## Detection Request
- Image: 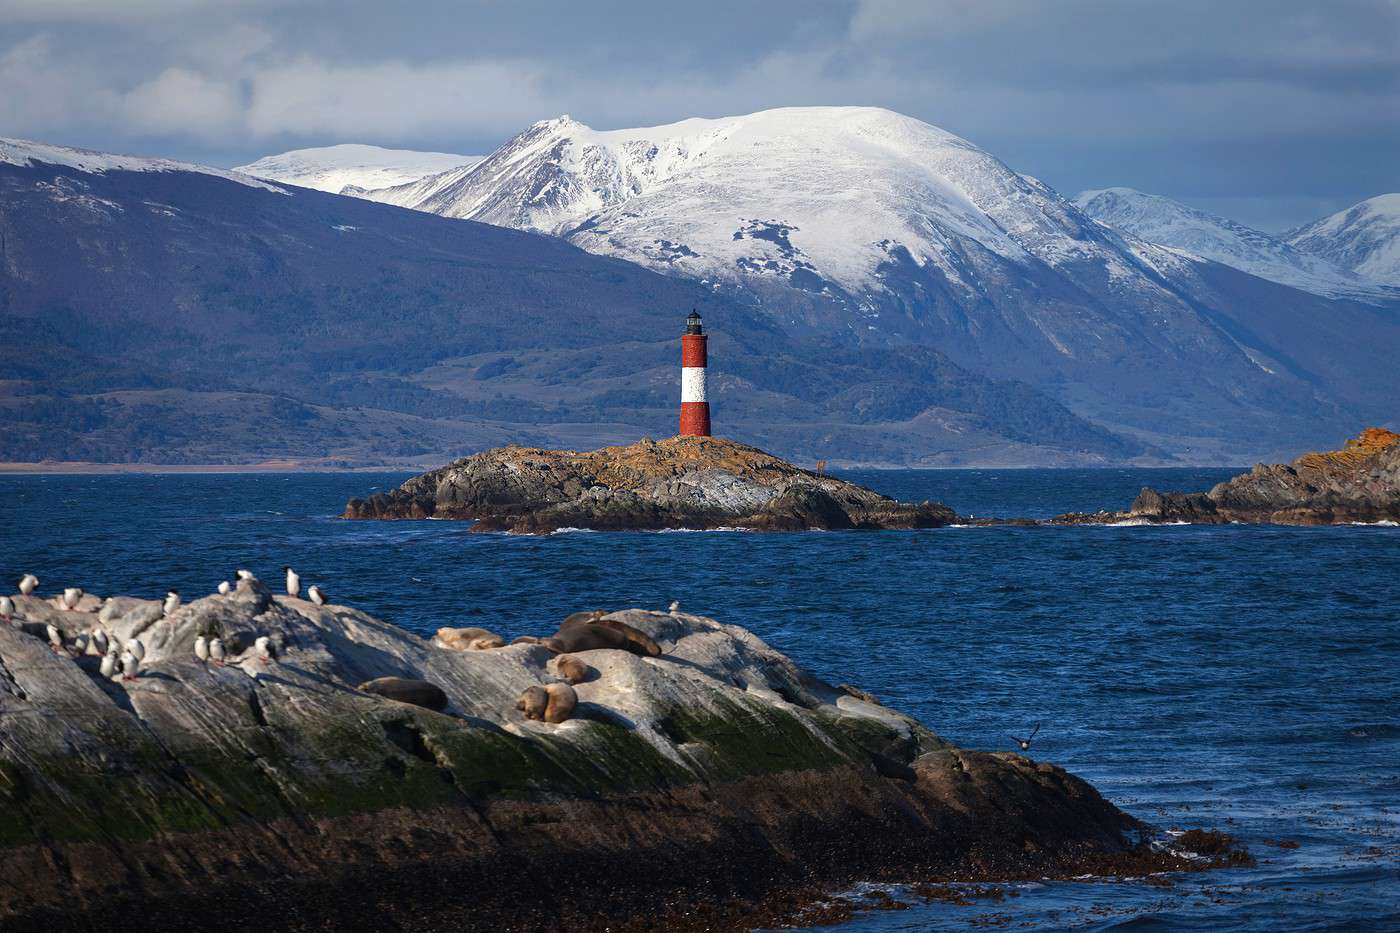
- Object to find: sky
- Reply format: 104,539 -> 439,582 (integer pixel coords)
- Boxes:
1,0 -> 1396,231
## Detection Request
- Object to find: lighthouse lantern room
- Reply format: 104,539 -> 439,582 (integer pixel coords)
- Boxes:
679,311 -> 711,437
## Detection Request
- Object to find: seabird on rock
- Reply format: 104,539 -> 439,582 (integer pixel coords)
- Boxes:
1011,724 -> 1042,752
71,632 -> 89,657
669,600 -> 681,613
194,635 -> 209,663
209,637 -> 226,667
128,638 -> 145,662
235,569 -> 256,582
217,580 -> 231,595
46,623 -> 64,653
0,595 -> 13,622
163,590 -> 181,617
99,647 -> 119,679
284,566 -> 300,598
120,649 -> 139,682
91,628 -> 109,654
18,574 -> 38,596
254,636 -> 278,665
62,587 -> 83,611
307,585 -> 326,607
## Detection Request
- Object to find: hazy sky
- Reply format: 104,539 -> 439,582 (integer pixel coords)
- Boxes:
1,0 -> 1396,230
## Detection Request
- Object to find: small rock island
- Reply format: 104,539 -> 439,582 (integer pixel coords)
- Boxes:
344,435 -> 959,532
1075,427 -> 1400,526
0,577 -> 1201,931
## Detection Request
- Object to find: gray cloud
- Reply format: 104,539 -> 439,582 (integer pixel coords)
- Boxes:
0,0 -> 1395,229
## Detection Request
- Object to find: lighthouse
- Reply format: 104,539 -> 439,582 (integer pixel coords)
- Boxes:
679,310 -> 711,437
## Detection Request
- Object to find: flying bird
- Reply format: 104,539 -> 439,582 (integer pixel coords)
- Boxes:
284,566 -> 300,598
1011,724 -> 1042,752
307,585 -> 327,607
18,574 -> 38,596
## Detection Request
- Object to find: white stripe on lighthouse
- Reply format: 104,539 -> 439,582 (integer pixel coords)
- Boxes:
681,366 -> 707,403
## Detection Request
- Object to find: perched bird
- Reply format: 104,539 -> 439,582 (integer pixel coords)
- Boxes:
284,566 -> 300,598
71,631 -> 89,657
0,595 -> 13,622
307,585 -> 326,607
99,647 -> 119,679
1011,724 -> 1042,752
217,580 -> 231,596
18,574 -> 38,596
163,590 -> 181,617
669,600 -> 681,613
120,650 -> 139,682
46,623 -> 64,653
91,628 -> 109,655
209,637 -> 226,667
62,587 -> 83,611
128,638 -> 145,662
254,635 -> 278,665
235,569 -> 256,582
194,635 -> 209,663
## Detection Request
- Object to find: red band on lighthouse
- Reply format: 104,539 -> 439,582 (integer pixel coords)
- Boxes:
679,313 -> 711,437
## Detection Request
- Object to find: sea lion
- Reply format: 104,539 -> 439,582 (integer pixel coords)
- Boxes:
551,654 -> 591,685
543,682 -> 577,723
551,619 -> 660,657
434,626 -> 506,651
560,610 -> 607,628
516,685 -> 548,720
511,635 -> 544,646
358,677 -> 448,712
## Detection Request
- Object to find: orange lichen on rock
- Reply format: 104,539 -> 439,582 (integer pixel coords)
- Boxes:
1298,427 -> 1400,471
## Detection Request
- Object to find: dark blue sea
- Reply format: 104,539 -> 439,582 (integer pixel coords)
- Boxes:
4,468 -> 1399,931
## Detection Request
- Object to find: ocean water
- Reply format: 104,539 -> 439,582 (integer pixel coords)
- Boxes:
3,468 -> 1399,931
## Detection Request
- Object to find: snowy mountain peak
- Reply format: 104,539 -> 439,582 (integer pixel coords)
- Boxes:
0,136 -> 285,193
234,143 -> 479,195
1074,186 -> 1389,300
1286,194 -> 1400,286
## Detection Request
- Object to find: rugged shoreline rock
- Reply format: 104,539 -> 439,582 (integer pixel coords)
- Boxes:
1046,428 -> 1400,526
342,435 -> 959,532
1,577 -> 1193,931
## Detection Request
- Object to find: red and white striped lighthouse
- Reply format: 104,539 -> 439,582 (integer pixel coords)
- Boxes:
679,310 -> 711,437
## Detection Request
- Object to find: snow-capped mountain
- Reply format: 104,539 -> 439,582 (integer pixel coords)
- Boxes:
1,136 -> 285,193
1286,194 -> 1400,286
1074,187 -> 1387,301
351,106 -> 1400,460
234,144 -> 479,195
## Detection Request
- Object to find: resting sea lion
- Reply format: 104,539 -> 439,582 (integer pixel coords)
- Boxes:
516,685 -> 548,720
512,635 -> 547,646
560,610 -> 607,628
551,654 -> 591,685
552,618 -> 660,657
358,677 -> 448,712
434,626 -> 506,651
543,682 -> 577,723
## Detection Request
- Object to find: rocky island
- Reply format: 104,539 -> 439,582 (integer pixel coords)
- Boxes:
1065,427 -> 1400,526
0,576 -> 1213,931
343,435 -> 958,532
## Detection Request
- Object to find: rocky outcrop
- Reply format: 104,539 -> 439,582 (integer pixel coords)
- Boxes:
1051,428 -> 1400,526
343,435 -> 959,532
0,577 -> 1187,931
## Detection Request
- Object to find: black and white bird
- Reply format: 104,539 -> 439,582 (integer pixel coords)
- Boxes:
99,646 -> 119,679
307,585 -> 327,607
209,637 -> 226,667
18,574 -> 38,596
120,649 -> 139,682
71,631 -> 90,657
61,587 -> 83,611
1011,724 -> 1042,752
284,566 -> 300,598
194,635 -> 209,663
91,628 -> 109,655
254,636 -> 278,665
46,623 -> 64,653
0,595 -> 13,622
217,580 -> 231,596
128,638 -> 145,662
163,591 -> 181,617
235,569 -> 256,583
669,600 -> 681,614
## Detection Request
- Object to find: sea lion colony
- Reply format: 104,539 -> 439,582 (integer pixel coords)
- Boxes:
3,571 -> 654,724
